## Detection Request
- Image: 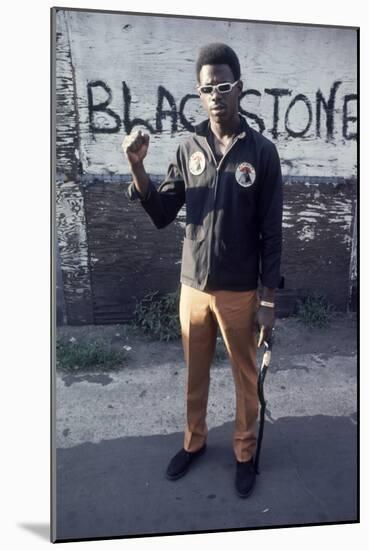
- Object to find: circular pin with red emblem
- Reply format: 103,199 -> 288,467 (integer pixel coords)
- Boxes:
235,162 -> 256,187
189,151 -> 206,176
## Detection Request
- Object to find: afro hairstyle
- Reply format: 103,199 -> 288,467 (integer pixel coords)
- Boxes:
196,43 -> 241,82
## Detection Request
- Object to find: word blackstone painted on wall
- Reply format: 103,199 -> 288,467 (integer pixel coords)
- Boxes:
61,10 -> 357,178
87,80 -> 357,142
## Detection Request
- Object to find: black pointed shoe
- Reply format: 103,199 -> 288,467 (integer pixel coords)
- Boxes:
166,445 -> 207,480
235,458 -> 256,498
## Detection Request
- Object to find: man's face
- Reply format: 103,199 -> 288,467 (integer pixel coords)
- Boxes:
198,64 -> 243,125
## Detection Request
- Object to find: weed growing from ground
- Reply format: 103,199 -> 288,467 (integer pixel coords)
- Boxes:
296,293 -> 333,329
133,288 -> 181,341
56,337 -> 127,372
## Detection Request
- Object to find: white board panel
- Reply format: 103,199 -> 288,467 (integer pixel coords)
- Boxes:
64,10 -> 357,178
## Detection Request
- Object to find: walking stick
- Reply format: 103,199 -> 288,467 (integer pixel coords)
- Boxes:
254,333 -> 274,475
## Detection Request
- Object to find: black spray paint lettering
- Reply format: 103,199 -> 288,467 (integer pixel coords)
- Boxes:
87,81 -> 121,133
155,88 -> 199,133
342,94 -> 357,140
316,81 -> 342,140
123,82 -> 197,134
87,80 -> 357,140
87,81 -> 197,135
156,86 -> 177,133
239,89 -> 266,134
122,82 -> 156,134
264,88 -> 292,139
179,94 -> 199,133
285,94 -> 313,138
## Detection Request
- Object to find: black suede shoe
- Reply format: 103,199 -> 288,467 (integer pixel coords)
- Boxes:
166,445 -> 207,480
235,458 -> 256,498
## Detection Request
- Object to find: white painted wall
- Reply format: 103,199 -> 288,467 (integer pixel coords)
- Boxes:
61,10 -> 357,178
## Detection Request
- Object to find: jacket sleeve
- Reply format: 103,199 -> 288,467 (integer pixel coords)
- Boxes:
257,143 -> 283,289
126,147 -> 186,229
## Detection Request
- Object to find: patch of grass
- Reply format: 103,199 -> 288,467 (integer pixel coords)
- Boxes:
133,287 -> 181,341
296,293 -> 333,329
56,336 -> 127,372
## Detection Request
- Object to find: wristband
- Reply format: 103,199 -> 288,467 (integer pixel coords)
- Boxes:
260,300 -> 275,308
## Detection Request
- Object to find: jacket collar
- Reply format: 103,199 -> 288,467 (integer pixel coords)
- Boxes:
194,113 -> 248,139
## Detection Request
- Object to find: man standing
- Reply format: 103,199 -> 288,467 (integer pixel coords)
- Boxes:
122,43 -> 283,498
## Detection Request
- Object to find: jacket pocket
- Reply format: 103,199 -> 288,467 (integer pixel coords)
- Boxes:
181,234 -> 207,283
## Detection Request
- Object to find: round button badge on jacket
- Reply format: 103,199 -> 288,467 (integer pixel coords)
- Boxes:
235,162 -> 256,187
189,151 -> 206,176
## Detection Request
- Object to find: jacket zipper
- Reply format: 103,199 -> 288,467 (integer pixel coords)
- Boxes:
205,134 -> 242,285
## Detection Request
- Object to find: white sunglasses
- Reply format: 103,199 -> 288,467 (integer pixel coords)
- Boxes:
197,80 -> 239,95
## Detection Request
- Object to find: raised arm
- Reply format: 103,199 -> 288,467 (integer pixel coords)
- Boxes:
122,132 -> 186,229
122,130 -> 151,200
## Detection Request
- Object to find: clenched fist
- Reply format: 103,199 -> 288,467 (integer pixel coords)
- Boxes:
122,130 -> 150,167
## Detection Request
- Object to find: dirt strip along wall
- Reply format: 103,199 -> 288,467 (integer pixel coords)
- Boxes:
54,9 -> 357,325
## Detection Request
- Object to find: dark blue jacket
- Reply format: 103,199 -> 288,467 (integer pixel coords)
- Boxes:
127,115 -> 283,291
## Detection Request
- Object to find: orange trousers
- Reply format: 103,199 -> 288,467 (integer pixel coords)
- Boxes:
179,283 -> 260,462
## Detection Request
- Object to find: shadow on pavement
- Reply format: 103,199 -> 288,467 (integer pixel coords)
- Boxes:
55,414 -> 357,541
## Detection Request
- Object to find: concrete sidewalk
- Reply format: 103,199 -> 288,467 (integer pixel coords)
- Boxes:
54,318 -> 357,541
55,415 -> 356,540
